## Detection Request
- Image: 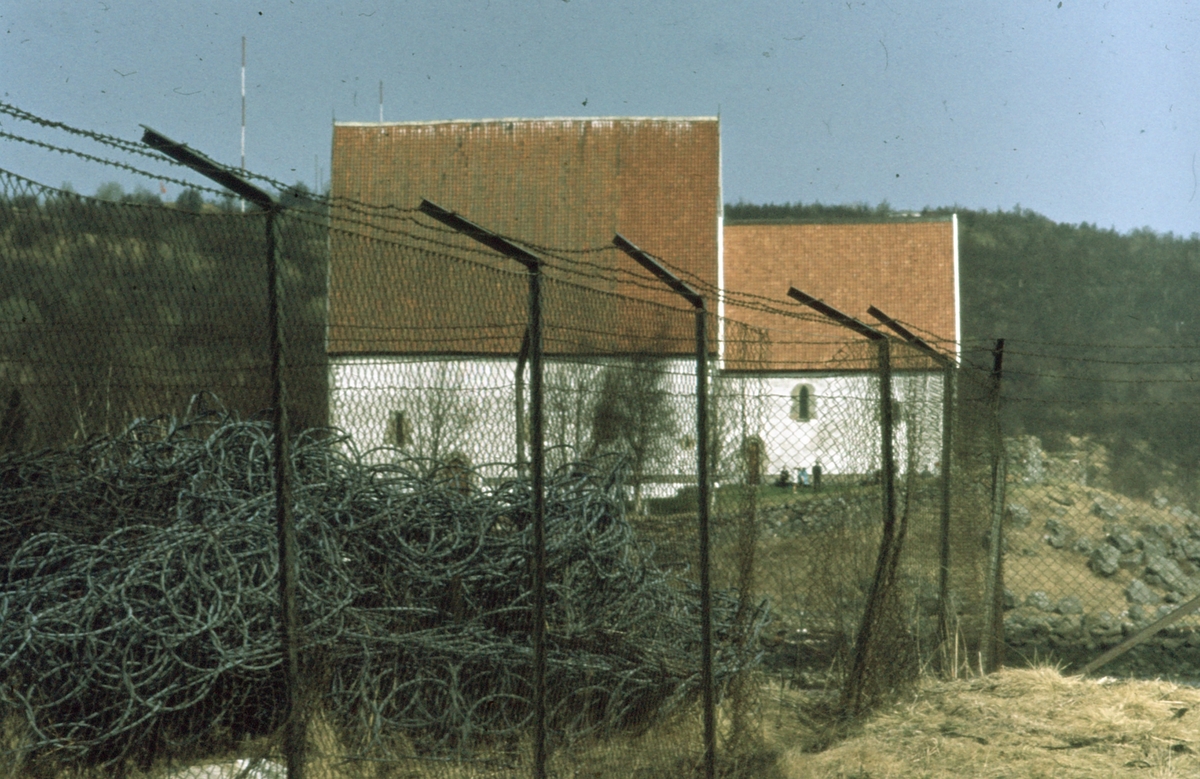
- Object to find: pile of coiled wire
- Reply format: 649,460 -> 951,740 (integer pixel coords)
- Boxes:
0,399 -> 766,771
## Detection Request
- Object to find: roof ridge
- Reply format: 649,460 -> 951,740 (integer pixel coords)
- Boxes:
334,116 -> 719,127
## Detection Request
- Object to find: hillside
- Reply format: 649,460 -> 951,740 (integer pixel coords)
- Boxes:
0,189 -> 328,449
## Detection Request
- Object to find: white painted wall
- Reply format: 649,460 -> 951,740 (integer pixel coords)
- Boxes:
329,357 -> 943,493
744,372 -> 944,481
329,355 -> 701,493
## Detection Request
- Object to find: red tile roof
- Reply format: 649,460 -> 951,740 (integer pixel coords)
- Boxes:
328,118 -> 720,356
722,221 -> 958,371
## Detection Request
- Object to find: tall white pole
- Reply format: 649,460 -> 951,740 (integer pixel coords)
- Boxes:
241,36 -> 247,212
379,80 -> 383,123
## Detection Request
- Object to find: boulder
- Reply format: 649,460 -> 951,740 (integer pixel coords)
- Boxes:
1025,590 -> 1054,612
1048,491 -> 1075,507
1106,527 -> 1138,554
1173,537 -> 1200,564
1150,523 -> 1177,543
1092,497 -> 1126,522
1005,612 -> 1051,644
1072,536 -> 1096,555
1084,611 -> 1121,638
1126,578 -> 1160,606
1049,614 -> 1083,641
1139,534 -> 1170,559
1044,518 -> 1075,549
1055,595 -> 1084,615
1005,503 -> 1032,529
1089,544 -> 1120,577
1120,550 -> 1146,569
1145,555 -> 1196,594
1172,506 -> 1200,523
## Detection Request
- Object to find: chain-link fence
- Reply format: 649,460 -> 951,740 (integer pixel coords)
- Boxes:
0,169 -> 329,777
992,340 -> 1200,680
319,201 -> 777,777
721,304 -> 1006,716
0,170 -> 780,777
0,151 -> 1019,777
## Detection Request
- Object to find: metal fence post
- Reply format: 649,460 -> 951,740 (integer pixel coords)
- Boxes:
612,235 -> 715,779
419,201 -> 548,779
841,335 -> 898,714
865,306 -> 958,674
141,128 -> 305,778
266,205 -> 306,779
981,338 -> 1007,673
937,361 -> 956,668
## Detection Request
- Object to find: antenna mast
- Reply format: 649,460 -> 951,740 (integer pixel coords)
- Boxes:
240,36 -> 247,212
379,80 -> 383,123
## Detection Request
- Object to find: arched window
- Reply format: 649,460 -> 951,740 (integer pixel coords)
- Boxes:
790,384 -> 815,422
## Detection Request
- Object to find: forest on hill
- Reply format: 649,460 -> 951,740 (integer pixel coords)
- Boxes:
0,180 -> 328,450
726,201 -> 1200,501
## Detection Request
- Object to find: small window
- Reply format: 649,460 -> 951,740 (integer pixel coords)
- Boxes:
790,384 -> 815,422
385,410 -> 412,447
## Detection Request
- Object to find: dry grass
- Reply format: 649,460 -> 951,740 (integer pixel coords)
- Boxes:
771,666 -> 1200,778
119,667 -> 1200,778
1001,479 -> 1191,613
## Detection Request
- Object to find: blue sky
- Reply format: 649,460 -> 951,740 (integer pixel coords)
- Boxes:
3,1 -> 1197,235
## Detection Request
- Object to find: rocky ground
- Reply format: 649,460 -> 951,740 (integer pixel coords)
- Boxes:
999,435 -> 1200,675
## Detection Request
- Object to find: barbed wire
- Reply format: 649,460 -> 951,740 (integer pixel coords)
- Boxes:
0,101 -> 325,204
0,100 -> 158,158
996,395 -> 1200,408
999,369 -> 1200,384
0,401 -> 765,771
997,349 -> 1200,367
0,101 -> 875,323
8,101 -> 1200,371
0,135 -> 234,201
